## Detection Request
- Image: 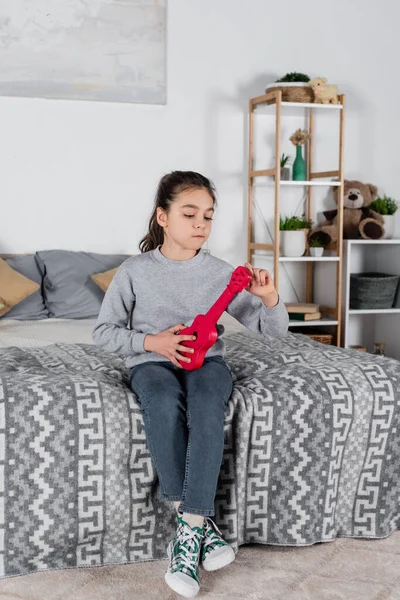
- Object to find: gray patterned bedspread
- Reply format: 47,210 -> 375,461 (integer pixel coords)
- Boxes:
0,331 -> 399,578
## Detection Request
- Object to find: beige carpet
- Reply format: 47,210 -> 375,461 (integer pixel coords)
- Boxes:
0,534 -> 399,600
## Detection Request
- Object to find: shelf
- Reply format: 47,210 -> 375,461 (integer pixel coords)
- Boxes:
346,239 -> 400,245
289,318 -> 338,327
278,256 -> 340,262
281,101 -> 342,110
252,96 -> 343,112
251,252 -> 339,262
342,237 -> 400,360
253,102 -> 343,118
265,179 -> 341,186
248,91 -> 345,346
349,308 -> 400,314
250,170 -> 341,183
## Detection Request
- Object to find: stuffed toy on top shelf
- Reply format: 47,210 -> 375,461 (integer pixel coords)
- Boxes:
308,180 -> 385,246
309,78 -> 339,104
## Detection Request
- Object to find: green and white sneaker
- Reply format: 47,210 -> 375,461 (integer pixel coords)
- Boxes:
165,514 -> 204,598
200,517 -> 235,571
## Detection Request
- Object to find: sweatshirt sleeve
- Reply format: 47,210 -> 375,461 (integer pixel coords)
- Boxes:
92,262 -> 147,356
225,289 -> 289,340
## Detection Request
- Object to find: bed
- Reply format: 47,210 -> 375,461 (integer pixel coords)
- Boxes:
0,252 -> 399,579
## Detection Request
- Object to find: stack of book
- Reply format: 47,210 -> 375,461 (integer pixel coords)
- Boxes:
285,303 -> 322,321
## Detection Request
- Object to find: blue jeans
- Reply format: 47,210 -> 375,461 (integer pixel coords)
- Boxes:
129,356 -> 233,517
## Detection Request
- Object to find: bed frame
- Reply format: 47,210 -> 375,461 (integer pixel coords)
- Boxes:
0,254 -> 30,258
1,253 -> 133,258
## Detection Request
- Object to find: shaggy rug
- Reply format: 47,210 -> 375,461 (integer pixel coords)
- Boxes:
0,534 -> 399,600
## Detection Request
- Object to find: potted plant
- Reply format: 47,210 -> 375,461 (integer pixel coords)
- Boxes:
265,72 -> 314,103
308,234 -> 325,257
369,195 -> 398,239
276,73 -> 310,83
290,129 -> 310,181
279,214 -> 313,257
280,153 -> 292,180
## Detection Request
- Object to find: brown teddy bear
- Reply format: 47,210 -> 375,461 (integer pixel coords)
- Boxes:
308,180 -> 385,246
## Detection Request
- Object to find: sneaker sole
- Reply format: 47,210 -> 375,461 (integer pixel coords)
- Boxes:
202,546 -> 236,571
165,572 -> 200,598
165,543 -> 200,598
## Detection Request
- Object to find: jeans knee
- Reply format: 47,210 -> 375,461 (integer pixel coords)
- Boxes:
129,363 -> 184,411
160,403 -> 187,433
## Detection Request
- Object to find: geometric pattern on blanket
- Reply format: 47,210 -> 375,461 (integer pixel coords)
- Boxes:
0,331 -> 399,578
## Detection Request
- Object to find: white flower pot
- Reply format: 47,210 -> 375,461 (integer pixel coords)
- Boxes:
266,82 -> 310,89
280,230 -> 306,257
310,247 -> 324,257
382,215 -> 395,239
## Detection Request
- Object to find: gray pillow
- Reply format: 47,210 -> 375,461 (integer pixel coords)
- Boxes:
36,250 -> 128,319
2,256 -> 49,320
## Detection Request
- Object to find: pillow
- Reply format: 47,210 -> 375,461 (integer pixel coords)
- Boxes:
91,267 -> 119,293
0,258 -> 41,318
36,250 -> 128,319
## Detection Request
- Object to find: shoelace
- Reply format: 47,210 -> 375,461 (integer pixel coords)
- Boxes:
202,519 -> 226,551
176,527 -> 202,572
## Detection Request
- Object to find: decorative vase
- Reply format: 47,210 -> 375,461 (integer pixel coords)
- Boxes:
310,247 -> 324,257
280,230 -> 306,257
292,145 -> 306,181
382,215 -> 395,239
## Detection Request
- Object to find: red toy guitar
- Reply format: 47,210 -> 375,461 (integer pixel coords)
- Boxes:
177,266 -> 252,371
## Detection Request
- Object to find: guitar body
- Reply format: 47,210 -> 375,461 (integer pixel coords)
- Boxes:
178,315 -> 219,371
177,266 -> 252,371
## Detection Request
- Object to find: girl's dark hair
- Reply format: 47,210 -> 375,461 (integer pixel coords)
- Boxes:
139,171 -> 217,253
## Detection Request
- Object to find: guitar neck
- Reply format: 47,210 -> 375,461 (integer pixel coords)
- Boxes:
206,287 -> 235,325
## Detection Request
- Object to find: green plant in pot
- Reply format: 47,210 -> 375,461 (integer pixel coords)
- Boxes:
290,129 -> 310,181
276,72 -> 310,83
265,72 -> 314,103
308,233 -> 325,257
369,195 -> 398,239
279,213 -> 313,257
280,153 -> 292,180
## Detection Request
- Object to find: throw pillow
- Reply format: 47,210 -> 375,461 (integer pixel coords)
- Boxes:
91,267 -> 119,293
1,255 -> 49,320
0,258 -> 40,317
36,250 -> 128,319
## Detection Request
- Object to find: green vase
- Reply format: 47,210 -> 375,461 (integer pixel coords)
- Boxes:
292,145 -> 306,181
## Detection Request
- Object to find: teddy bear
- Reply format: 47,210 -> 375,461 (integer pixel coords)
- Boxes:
308,180 -> 385,246
309,77 -> 339,104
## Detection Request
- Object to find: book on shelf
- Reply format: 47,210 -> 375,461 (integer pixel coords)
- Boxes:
285,303 -> 319,314
288,311 -> 322,321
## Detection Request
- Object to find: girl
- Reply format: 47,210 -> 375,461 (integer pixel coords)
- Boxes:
92,170 -> 289,599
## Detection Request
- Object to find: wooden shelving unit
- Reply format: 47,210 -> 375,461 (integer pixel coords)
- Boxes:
247,89 -> 346,346
342,239 -> 400,360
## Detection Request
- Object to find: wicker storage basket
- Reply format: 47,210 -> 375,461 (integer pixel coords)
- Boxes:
350,272 -> 400,310
304,333 -> 333,345
265,82 -> 314,104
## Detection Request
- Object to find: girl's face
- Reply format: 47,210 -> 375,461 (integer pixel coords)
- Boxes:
157,187 -> 214,250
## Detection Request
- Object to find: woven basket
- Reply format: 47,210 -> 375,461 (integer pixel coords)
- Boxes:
304,333 -> 333,345
265,82 -> 314,104
350,272 -> 400,310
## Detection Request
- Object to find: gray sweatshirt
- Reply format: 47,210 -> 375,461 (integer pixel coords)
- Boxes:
92,246 -> 289,369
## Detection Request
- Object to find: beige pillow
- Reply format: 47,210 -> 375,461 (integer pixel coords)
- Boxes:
0,258 -> 40,317
91,267 -> 119,293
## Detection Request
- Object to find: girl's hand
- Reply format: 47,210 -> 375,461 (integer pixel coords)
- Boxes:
244,262 -> 279,306
144,324 -> 196,368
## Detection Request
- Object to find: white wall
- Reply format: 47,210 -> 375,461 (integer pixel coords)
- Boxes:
1,0 -> 399,269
